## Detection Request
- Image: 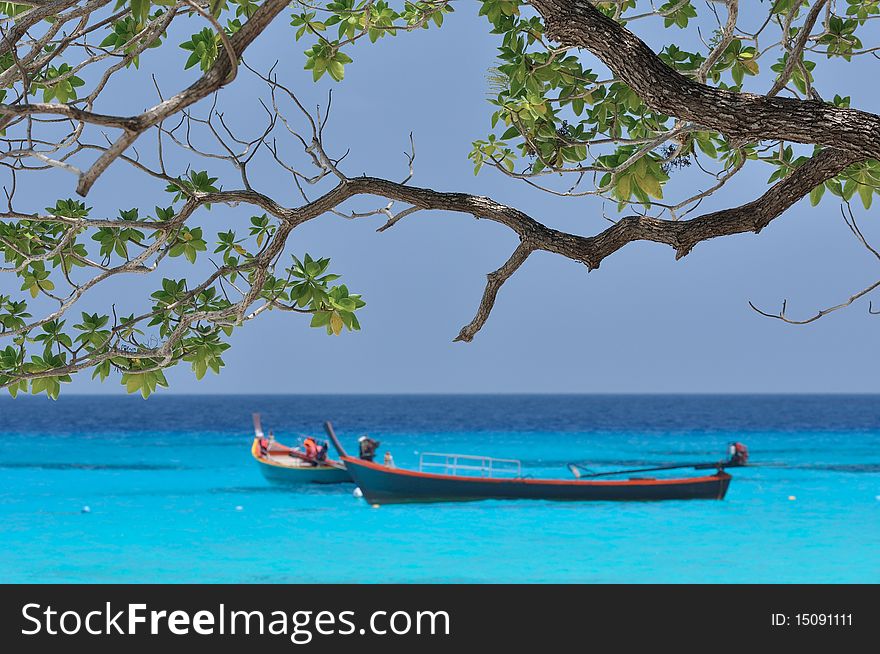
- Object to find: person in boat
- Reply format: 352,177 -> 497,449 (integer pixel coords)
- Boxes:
728,442 -> 749,466
288,436 -> 323,466
383,451 -> 395,468
258,430 -> 277,458
302,437 -> 319,465
315,440 -> 329,463
358,436 -> 380,462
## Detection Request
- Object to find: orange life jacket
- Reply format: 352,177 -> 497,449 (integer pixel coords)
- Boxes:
303,438 -> 318,460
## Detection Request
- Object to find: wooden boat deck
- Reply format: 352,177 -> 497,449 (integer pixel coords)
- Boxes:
263,453 -> 317,469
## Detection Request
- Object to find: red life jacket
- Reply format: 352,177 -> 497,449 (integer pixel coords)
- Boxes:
259,438 -> 269,457
731,442 -> 749,465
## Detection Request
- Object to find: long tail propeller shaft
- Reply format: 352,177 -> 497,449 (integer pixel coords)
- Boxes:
568,443 -> 749,479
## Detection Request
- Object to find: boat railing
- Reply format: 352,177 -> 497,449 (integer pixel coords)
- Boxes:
419,452 -> 522,478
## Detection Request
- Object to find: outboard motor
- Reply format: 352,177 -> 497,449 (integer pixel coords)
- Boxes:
315,441 -> 329,462
728,442 -> 749,466
358,436 -> 381,462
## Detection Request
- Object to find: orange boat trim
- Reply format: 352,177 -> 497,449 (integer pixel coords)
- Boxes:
342,456 -> 730,487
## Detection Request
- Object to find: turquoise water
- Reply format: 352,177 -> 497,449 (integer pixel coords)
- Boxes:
1,395 -> 878,583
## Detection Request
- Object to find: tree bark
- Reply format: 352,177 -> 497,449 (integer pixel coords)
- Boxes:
529,0 -> 880,160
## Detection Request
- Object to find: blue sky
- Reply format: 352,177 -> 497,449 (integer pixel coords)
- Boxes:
10,4 -> 880,394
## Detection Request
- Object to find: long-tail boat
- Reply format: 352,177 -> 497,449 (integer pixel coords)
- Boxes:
324,422 -> 745,504
251,414 -> 350,485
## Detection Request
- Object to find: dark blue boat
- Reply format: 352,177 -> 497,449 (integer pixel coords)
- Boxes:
324,422 -> 732,505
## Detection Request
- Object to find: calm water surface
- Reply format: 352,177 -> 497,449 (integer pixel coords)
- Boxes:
0,395 -> 878,583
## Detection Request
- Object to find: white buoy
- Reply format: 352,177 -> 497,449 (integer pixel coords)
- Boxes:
235,505 -> 243,511
371,504 -> 380,509
81,506 -> 91,514
353,487 -> 363,498
788,495 -> 797,501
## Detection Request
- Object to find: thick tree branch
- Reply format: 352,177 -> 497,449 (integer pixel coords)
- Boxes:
337,148 -> 856,270
12,143 -> 846,348
528,0 -> 880,159
224,145 -> 848,340
3,1 -> 877,397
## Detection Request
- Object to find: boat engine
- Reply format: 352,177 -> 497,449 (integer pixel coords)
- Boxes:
728,442 -> 749,466
358,436 -> 381,462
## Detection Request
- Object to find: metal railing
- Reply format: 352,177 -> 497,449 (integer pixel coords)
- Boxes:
419,452 -> 522,478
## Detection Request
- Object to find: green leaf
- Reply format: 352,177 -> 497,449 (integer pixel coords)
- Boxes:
310,311 -> 330,328
858,182 -> 873,209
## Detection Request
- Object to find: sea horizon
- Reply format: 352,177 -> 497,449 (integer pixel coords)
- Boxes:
1,394 -> 878,583
5,391 -> 880,397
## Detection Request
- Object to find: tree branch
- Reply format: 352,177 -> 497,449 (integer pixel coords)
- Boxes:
72,0 -> 290,196
337,148 -> 856,271
528,0 -> 880,159
767,0 -> 829,97
454,242 -> 534,343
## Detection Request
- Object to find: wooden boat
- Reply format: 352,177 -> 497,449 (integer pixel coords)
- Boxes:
323,422 -> 733,504
252,414 -> 350,485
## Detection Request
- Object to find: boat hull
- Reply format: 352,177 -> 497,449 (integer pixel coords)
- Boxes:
342,457 -> 731,504
252,439 -> 351,485
256,459 -> 351,485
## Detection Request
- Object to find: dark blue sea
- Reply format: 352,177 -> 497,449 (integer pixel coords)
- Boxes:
1,395 -> 878,583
